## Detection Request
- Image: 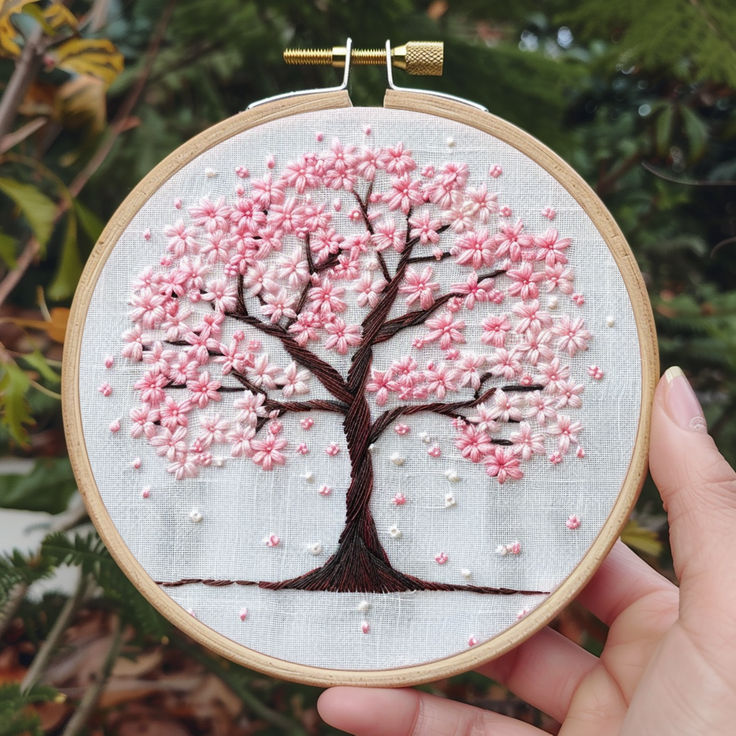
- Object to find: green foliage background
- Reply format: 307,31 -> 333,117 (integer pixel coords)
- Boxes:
1,0 -> 734,733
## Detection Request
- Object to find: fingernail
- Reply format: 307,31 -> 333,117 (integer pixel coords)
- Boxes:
664,366 -> 707,433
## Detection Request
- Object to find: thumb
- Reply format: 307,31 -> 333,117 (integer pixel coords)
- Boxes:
650,366 -> 736,614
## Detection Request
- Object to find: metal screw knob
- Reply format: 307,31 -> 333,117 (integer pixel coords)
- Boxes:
283,41 -> 443,76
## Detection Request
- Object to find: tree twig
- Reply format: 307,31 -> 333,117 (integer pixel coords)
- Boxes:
0,0 -> 176,308
0,26 -> 44,142
173,634 -> 309,736
21,570 -> 88,693
60,615 -> 123,736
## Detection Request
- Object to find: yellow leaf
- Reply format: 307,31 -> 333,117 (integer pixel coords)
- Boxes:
43,1 -> 77,31
57,74 -> 106,132
46,306 -> 69,343
621,518 -> 664,558
49,37 -> 123,87
0,0 -> 38,57
4,306 -> 69,342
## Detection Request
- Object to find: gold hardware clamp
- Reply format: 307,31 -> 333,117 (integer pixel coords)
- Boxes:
283,41 -> 443,76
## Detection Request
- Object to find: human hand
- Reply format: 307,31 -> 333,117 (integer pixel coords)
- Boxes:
318,367 -> 736,735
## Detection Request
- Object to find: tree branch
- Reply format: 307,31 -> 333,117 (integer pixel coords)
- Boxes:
225,310 -> 353,404
0,27 -> 44,143
368,383 -> 541,442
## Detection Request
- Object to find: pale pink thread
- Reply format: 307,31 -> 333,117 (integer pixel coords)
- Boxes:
109,418 -> 121,433
143,228 -> 151,241
296,443 -> 309,455
361,621 -> 370,634
587,365 -> 604,380
516,608 -> 529,620
542,206 -> 556,220
576,446 -> 585,459
264,533 -> 280,547
141,486 -> 151,499
489,165 -> 502,178
318,484 -> 332,496
325,442 -> 340,456
468,635 -> 478,647
98,382 -> 112,397
235,166 -> 249,178
174,198 -> 182,209
300,417 -> 314,430
549,451 -> 563,465
572,292 -> 585,306
394,423 -> 410,435
132,457 -> 141,469
332,197 -> 342,211
104,355 -> 114,369
315,131 -> 324,142
496,540 -> 521,556
566,514 -> 581,530
266,154 -> 275,169
428,445 -> 442,458
239,607 -> 248,621
434,552 -> 448,565
500,205 -> 512,217
363,125 -> 371,136
391,492 -> 406,506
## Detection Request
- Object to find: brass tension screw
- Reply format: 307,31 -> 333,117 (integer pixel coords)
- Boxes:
283,41 -> 444,76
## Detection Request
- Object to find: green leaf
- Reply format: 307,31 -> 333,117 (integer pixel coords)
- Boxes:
47,213 -> 82,301
73,197 -> 104,242
0,177 -> 56,251
0,232 -> 16,267
0,458 -> 76,514
0,360 -> 33,446
655,103 -> 673,155
0,682 -> 58,736
680,106 -> 708,161
0,549 -> 56,606
19,350 -> 60,384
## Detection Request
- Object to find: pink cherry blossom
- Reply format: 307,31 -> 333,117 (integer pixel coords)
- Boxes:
424,311 -> 465,349
324,318 -> 362,355
553,315 -> 591,356
278,362 -> 310,397
481,314 -> 512,347
510,422 -> 545,460
484,447 -> 523,483
400,266 -> 440,309
453,229 -> 495,269
494,220 -> 532,262
251,435 -> 287,470
507,262 -> 545,300
548,414 -> 583,453
455,425 -> 493,463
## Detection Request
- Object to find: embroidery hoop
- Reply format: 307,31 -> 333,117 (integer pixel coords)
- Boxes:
62,43 -> 658,687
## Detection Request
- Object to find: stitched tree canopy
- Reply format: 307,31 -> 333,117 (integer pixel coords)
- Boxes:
76,107 -> 644,671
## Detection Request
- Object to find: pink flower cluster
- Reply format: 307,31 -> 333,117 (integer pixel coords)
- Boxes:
121,135 -> 590,483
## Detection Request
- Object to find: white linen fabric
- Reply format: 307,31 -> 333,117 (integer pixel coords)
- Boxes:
77,107 -> 642,670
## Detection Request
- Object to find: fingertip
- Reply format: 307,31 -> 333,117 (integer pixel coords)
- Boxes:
317,688 -> 418,736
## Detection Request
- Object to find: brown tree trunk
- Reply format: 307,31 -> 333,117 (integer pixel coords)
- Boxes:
262,394 -> 425,592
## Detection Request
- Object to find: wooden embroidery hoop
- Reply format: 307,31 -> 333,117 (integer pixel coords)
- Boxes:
62,81 -> 658,687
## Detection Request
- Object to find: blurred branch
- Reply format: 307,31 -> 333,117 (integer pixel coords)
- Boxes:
642,161 -> 736,187
0,1 -> 176,308
67,0 -> 177,198
60,615 -> 123,736
174,634 -> 309,736
0,26 -> 44,142
21,570 -> 88,693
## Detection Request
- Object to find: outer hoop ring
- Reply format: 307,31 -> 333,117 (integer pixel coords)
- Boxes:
62,89 -> 658,687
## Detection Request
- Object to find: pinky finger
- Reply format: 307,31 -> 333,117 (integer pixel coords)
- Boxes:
318,687 -> 547,736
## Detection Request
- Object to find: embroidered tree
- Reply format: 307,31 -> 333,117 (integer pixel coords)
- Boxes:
123,137 -> 590,594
